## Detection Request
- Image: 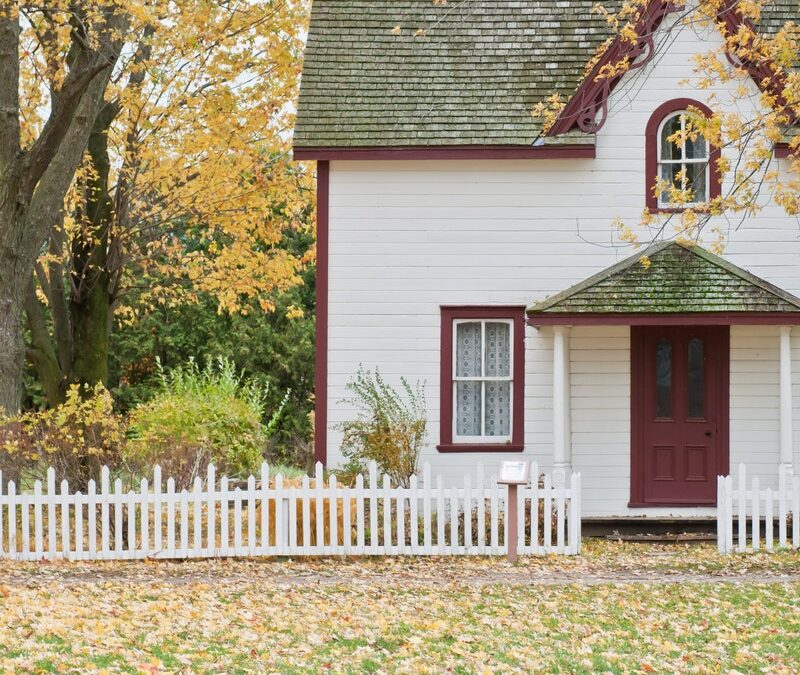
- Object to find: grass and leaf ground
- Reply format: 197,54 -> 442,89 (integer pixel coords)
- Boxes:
0,540 -> 797,673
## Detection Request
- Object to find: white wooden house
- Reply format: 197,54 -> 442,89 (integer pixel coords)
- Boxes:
293,0 -> 800,519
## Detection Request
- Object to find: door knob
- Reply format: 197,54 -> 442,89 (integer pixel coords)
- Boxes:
705,430 -> 712,437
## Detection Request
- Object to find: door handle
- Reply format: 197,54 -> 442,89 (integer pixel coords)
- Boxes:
705,430 -> 712,437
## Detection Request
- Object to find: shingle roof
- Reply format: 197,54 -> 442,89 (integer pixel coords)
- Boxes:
527,241 -> 800,314
294,0 -> 799,149
294,0 -> 611,148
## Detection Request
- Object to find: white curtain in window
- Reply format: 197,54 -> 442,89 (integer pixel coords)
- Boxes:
455,321 -> 511,437
484,381 -> 511,436
456,322 -> 482,435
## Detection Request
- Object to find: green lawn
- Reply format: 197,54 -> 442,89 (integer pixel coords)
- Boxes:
0,542 -> 798,673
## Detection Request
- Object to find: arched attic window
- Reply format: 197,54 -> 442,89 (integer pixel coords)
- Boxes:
645,99 -> 721,212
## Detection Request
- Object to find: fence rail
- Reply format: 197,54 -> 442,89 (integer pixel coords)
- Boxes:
717,464 -> 799,553
0,461 -> 581,561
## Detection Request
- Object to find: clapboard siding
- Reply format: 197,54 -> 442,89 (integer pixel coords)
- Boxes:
324,14 -> 800,516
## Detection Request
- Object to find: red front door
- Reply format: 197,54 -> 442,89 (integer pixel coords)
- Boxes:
631,326 -> 729,506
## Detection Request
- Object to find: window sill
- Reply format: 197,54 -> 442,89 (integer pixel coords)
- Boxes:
437,443 -> 524,453
648,205 -> 708,215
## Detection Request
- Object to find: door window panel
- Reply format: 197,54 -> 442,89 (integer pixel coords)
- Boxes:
688,337 -> 705,418
656,338 -> 672,418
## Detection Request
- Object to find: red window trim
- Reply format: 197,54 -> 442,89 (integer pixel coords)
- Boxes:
438,306 -> 525,453
645,98 -> 722,213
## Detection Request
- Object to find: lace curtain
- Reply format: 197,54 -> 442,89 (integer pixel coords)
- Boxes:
455,321 -> 511,437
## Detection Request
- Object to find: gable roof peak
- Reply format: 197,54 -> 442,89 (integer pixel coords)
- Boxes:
528,239 -> 800,316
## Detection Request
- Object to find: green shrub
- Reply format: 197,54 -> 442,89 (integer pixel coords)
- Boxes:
126,357 -> 286,488
0,383 -> 126,490
337,366 -> 426,488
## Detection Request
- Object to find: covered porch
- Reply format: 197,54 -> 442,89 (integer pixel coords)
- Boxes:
527,242 -> 800,515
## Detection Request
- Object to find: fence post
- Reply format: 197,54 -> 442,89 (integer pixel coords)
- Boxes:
717,475 -> 726,553
506,484 -> 519,563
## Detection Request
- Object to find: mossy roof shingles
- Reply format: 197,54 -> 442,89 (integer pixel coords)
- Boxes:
528,242 -> 800,314
295,0 -> 800,149
294,0 -> 611,147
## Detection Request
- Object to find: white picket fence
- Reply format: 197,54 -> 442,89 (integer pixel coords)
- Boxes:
0,461 -> 581,561
717,464 -> 800,552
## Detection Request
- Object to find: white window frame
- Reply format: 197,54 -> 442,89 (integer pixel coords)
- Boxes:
452,318 -> 514,444
657,111 -> 710,208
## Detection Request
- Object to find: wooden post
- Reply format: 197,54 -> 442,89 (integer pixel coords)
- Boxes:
779,326 -> 793,478
553,326 -> 572,485
507,483 -> 519,564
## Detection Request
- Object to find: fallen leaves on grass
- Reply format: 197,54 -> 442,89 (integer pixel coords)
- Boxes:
0,542 -> 797,673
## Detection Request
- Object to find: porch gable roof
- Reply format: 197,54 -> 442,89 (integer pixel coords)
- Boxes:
527,241 -> 800,323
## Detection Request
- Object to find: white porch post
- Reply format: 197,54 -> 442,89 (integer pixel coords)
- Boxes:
779,326 -> 794,477
553,326 -> 572,486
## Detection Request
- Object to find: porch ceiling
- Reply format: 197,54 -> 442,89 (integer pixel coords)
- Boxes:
527,241 -> 800,326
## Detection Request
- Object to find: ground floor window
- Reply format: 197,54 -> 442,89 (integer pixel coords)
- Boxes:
438,306 -> 525,452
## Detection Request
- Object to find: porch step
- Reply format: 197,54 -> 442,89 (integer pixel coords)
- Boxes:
583,517 -> 717,538
604,532 -> 716,543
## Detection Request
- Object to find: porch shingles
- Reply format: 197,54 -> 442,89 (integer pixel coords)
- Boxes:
528,242 -> 800,316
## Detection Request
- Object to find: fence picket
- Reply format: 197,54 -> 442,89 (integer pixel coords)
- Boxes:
423,464 -> 432,553
397,480 -> 406,553
0,462 -> 582,561
383,473 -> 391,553
207,465 -> 216,554
301,475 -> 311,554
141,478 -> 149,557
409,474 -> 418,554
356,473 -> 365,554
47,468 -> 57,560
88,479 -> 97,558
737,464 -> 747,553
233,488 -> 243,554
114,478 -> 123,557
181,489 -> 189,556
449,485 -> 458,555
220,476 -> 229,555
752,476 -> 760,551
260,463 -> 269,552
315,462 -> 324,550
75,491 -> 83,561
330,475 -> 338,553
490,479 -> 499,555
463,474 -> 472,554
247,475 -> 256,554
288,486 -> 297,555
543,474 -> 552,552
765,488 -> 774,551
343,486 -> 352,554
153,466 -> 162,554
34,481 -> 43,557
167,477 -> 176,554
8,482 -> 16,558
436,474 -> 445,555
778,467 -> 788,548
556,482 -> 566,554
275,473 -> 284,552
725,475 -> 734,553
476,464 -> 485,552
793,475 -> 800,549
194,477 -> 203,556
530,464 -> 540,553
369,462 -> 378,554
127,488 -> 136,558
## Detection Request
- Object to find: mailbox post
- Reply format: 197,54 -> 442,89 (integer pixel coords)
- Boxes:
497,460 -> 530,564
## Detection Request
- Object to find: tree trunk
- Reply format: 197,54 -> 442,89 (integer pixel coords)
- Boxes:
0,254 -> 25,414
68,105 -> 115,390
